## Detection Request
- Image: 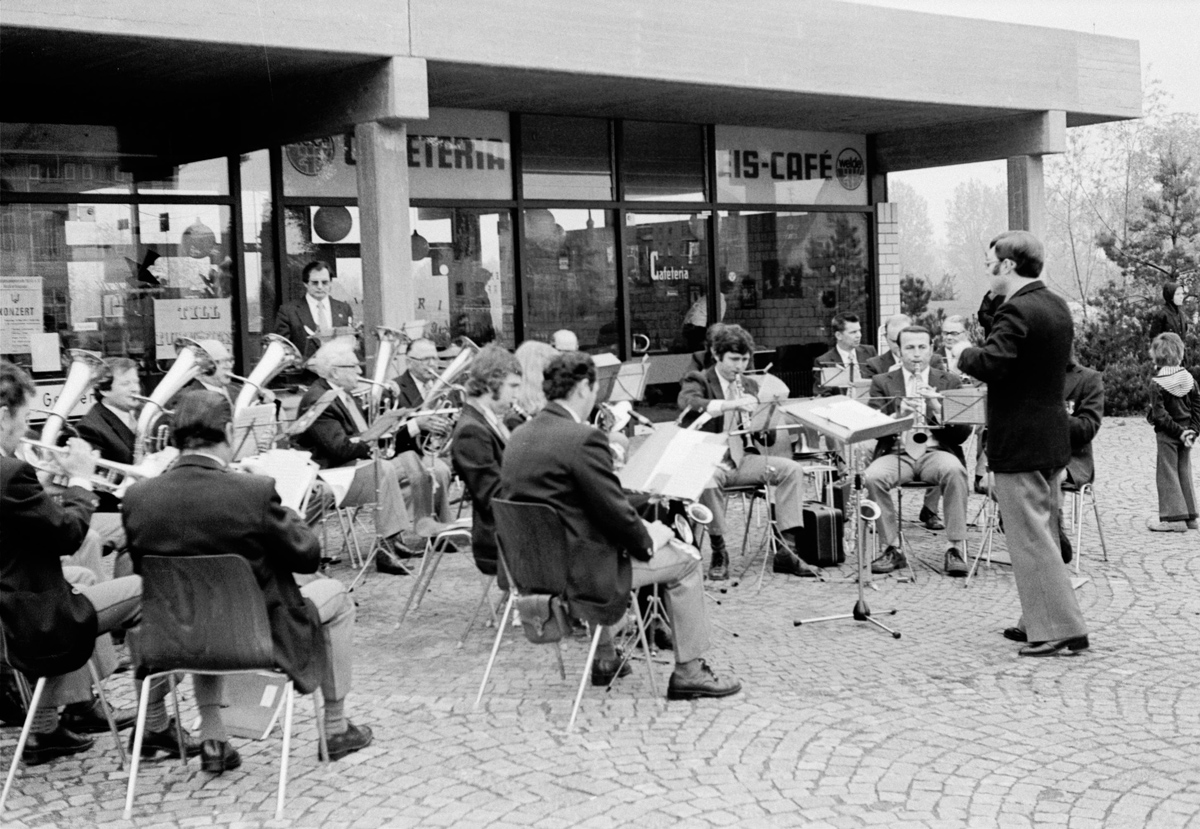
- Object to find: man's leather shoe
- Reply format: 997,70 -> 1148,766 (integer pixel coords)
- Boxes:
22,725 -> 94,766
773,551 -> 820,578
1003,627 -> 1028,643
591,651 -> 633,686
1019,635 -> 1089,656
389,536 -> 425,559
1147,518 -> 1188,532
200,739 -> 242,773
1059,527 -> 1074,564
919,506 -> 945,531
870,546 -> 907,575
652,626 -> 674,651
667,660 -> 742,700
375,548 -> 412,576
61,698 -> 136,733
132,719 -> 202,759
944,546 -> 968,577
325,721 -> 373,760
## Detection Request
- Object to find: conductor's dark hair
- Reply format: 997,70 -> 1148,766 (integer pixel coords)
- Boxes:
301,261 -> 332,283
989,230 -> 1044,278
710,324 -> 755,359
171,390 -> 231,450
543,352 -> 596,402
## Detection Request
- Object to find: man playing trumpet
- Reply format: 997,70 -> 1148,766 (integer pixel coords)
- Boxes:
861,326 -> 971,577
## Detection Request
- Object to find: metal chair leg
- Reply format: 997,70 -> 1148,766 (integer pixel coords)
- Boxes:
395,540 -> 446,631
475,592 -> 516,709
87,659 -> 126,768
567,626 -> 604,733
275,681 -> 295,821
1,676 -> 46,813
124,675 -> 155,819
457,576 -> 497,649
1091,491 -> 1109,561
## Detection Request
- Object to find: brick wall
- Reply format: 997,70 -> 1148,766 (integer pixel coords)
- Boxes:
876,202 -> 901,321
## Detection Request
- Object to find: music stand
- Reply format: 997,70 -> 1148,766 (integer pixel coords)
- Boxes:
595,356 -> 650,406
782,396 -> 913,639
346,407 -> 412,591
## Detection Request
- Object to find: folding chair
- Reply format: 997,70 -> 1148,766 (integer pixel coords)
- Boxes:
475,500 -> 657,733
1062,481 -> 1108,574
728,482 -> 786,590
965,490 -> 1005,587
123,555 -> 327,821
0,627 -> 127,813
395,521 -> 498,648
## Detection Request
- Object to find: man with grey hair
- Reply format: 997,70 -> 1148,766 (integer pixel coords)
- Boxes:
938,315 -> 971,376
551,329 -> 579,352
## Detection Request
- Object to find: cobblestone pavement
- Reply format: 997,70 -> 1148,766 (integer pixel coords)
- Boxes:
4,417 -> 1199,829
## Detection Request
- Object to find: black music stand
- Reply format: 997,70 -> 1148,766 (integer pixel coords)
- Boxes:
780,397 -> 912,639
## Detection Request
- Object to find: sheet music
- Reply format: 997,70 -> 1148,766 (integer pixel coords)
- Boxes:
806,399 -> 896,432
232,404 -> 278,461
316,462 -> 366,506
238,449 -> 317,513
618,425 -> 728,502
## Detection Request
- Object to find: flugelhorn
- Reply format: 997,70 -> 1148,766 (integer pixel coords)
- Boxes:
19,437 -> 160,495
133,337 -> 217,462
40,349 -> 108,447
232,334 -> 303,417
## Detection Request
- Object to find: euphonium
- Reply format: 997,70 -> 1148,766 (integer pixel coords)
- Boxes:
40,349 -> 108,447
414,337 -> 479,457
133,337 -> 216,461
232,334 -> 303,418
369,326 -> 410,414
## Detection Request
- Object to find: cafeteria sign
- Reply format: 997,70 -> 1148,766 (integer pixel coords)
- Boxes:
153,297 -> 232,359
714,125 -> 868,206
0,277 -> 44,352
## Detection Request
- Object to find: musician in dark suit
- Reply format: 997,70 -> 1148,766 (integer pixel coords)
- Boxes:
0,361 -> 173,766
502,352 -> 741,700
678,324 -> 819,580
450,345 -> 522,577
956,230 -> 1089,656
390,338 -> 454,525
274,261 -> 355,371
815,312 -> 877,375
861,327 -> 972,577
76,357 -> 139,529
295,339 -> 439,573
123,391 -> 372,772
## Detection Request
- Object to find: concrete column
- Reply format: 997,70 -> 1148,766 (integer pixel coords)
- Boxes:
355,120 -> 412,364
1007,155 -> 1046,240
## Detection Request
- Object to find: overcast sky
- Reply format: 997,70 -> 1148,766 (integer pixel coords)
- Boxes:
854,0 -> 1200,242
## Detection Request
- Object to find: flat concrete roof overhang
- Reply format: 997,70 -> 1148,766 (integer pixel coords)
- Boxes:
1,0 -> 1141,171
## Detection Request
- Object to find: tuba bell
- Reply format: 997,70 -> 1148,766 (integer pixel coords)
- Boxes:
413,337 -> 479,457
232,334 -> 303,418
40,349 -> 109,448
133,337 -> 217,461
368,326 -> 410,415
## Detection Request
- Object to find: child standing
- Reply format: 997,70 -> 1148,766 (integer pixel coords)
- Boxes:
1147,332 -> 1199,531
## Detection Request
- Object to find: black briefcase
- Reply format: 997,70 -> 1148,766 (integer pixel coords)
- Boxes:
796,501 -> 844,567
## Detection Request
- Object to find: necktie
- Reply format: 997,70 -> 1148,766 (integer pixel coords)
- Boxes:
725,377 -> 747,465
316,301 -> 330,332
341,391 -> 369,434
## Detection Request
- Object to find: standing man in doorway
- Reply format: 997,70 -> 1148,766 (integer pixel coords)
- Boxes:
954,230 -> 1089,656
275,261 -> 355,373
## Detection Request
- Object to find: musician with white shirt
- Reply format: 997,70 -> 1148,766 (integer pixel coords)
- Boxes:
275,261 -> 355,374
861,326 -> 972,577
392,338 -> 456,526
815,312 -> 877,382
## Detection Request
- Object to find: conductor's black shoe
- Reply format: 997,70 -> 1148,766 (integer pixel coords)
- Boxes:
375,548 -> 412,576
1002,627 -> 1028,643
200,739 -> 242,774
1019,635 -> 1089,657
132,719 -> 202,759
61,698 -> 135,733
591,651 -> 633,686
870,546 -> 907,574
325,722 -> 373,761
22,725 -> 94,766
1059,527 -> 1074,564
944,546 -> 968,577
667,660 -> 742,701
919,506 -> 945,531
773,551 -> 820,578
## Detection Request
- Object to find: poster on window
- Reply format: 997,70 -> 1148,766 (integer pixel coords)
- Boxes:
153,297 -> 232,359
714,126 -> 868,206
0,277 -> 44,353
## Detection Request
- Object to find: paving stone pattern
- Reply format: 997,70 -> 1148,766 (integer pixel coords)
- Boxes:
3,417 -> 1199,828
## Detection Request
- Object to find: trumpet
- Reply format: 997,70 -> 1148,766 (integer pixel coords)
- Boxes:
19,437 -> 167,495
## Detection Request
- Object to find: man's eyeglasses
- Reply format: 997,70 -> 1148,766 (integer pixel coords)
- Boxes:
408,356 -> 438,364
332,362 -> 361,370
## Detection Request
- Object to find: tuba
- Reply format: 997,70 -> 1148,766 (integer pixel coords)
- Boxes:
39,349 -> 109,447
133,337 -> 216,461
368,326 -> 410,416
413,337 -> 479,457
232,334 -> 303,418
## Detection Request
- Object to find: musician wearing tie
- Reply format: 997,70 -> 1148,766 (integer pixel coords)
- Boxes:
274,261 -> 355,369
861,326 -> 971,577
679,324 -> 820,581
815,313 -> 877,379
392,338 -> 455,525
76,358 -> 140,517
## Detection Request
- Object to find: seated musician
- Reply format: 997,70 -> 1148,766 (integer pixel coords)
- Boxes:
501,352 -> 741,700
507,340 -> 558,430
392,338 -> 455,525
678,324 -> 820,581
861,326 -> 971,577
122,391 -> 372,772
816,313 -> 876,379
0,361 -> 180,766
294,339 -> 435,575
176,339 -> 275,409
551,329 -> 579,352
450,345 -> 522,577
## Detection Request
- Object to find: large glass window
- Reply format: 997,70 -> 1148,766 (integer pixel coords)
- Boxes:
410,207 -> 514,347
622,121 -> 706,202
718,211 -> 871,394
522,208 -> 617,353
625,212 -> 710,354
521,116 -> 612,201
282,205 -> 363,319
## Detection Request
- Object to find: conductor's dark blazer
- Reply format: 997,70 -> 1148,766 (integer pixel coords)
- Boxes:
274,297 -> 354,365
76,402 -> 135,512
294,378 -> 417,469
1,456 -> 100,670
500,403 -> 652,626
1063,362 -> 1104,487
449,402 -> 504,576
122,454 -> 327,694
865,368 -> 972,465
958,280 -> 1073,473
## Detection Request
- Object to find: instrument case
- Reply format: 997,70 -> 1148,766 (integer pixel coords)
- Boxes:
797,500 -> 844,567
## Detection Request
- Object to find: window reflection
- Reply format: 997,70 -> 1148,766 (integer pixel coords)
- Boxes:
521,116 -> 612,201
625,212 -> 710,354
